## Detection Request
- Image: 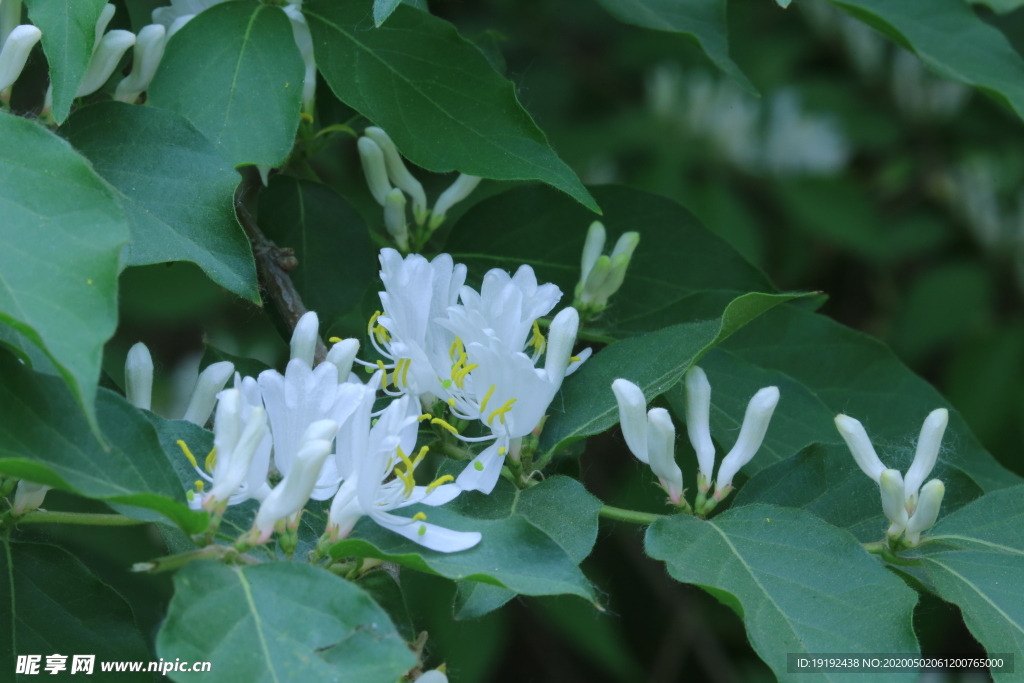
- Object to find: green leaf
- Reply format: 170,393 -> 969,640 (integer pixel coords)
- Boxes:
446,185 -> 776,341
304,0 -> 598,212
540,292 -> 801,454
453,582 -> 515,620
645,505 -> 921,682
0,540 -> 151,680
593,0 -> 755,95
828,0 -> 1024,123
258,176 -> 376,329
63,102 -> 259,302
23,0 -> 107,124
0,352 -> 207,534
373,0 -> 403,26
157,561 -> 416,683
148,1 -> 304,168
0,112 -> 128,426
329,476 -> 600,602
970,0 -> 1024,12
355,571 -> 416,641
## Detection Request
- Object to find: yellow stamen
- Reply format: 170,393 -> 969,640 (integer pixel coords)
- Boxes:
498,446 -> 506,455
401,357 -> 411,386
396,446 -> 415,474
412,511 -> 427,521
328,336 -> 343,343
412,446 -> 429,468
447,398 -> 457,408
431,418 -> 459,435
194,480 -> 205,492
299,112 -> 313,123
418,413 -> 432,422
205,447 -> 217,474
176,440 -> 198,468
479,384 -> 496,414
368,310 -> 382,337
376,360 -> 388,388
449,338 -> 459,360
454,363 -> 478,389
569,355 -> 582,362
426,474 -> 454,492
488,398 -> 517,425
530,320 -> 546,355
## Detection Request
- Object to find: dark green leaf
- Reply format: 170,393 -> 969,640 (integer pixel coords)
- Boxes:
355,571 -> 416,641
304,0 -> 598,212
645,505 -> 921,682
0,112 -> 128,426
23,0 -> 107,123
0,540 -> 151,681
157,561 -> 416,683
148,1 -> 304,167
453,582 -> 515,620
63,102 -> 259,302
259,176 -> 376,330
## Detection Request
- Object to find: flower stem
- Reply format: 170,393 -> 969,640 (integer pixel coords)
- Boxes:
599,505 -> 660,525
15,511 -> 147,526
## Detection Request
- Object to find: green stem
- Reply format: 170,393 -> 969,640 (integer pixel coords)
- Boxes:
599,505 -> 660,525
862,541 -> 888,555
16,511 -> 147,526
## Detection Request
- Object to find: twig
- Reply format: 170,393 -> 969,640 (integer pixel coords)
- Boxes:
13,511 -> 147,526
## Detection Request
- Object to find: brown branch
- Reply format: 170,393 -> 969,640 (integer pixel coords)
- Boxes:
234,170 -> 327,364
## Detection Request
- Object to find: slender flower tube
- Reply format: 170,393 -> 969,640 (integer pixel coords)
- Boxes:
282,3 -> 315,113
714,386 -> 780,496
576,221 -> 606,297
205,392 -> 267,506
114,24 -> 165,103
684,366 -> 715,489
182,360 -> 234,425
879,469 -> 909,539
903,479 -> 944,546
384,188 -> 409,251
325,338 -> 360,383
594,232 -> 640,306
125,342 -> 154,410
94,4 -> 116,47
0,24 -> 40,95
834,414 -> 886,482
579,255 -> 612,306
12,481 -> 50,515
428,174 -> 482,229
544,307 -> 579,393
903,408 -> 948,510
612,379 -> 648,463
611,379 -> 685,505
290,310 -> 319,368
77,30 -> 136,97
358,137 -> 393,206
365,127 -> 428,223
0,0 -> 23,47
417,669 -> 448,683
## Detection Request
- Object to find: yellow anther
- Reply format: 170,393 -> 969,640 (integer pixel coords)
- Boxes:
376,360 -> 388,388
299,112 -> 314,123
205,447 -> 217,474
431,418 -> 460,435
328,336 -> 343,343
488,398 -> 517,425
400,357 -> 411,386
374,325 -> 391,344
447,398 -> 457,408
396,446 -> 415,473
368,310 -> 382,336
176,440 -> 198,468
530,320 -> 546,354
394,469 -> 415,497
479,384 -> 496,414
454,363 -> 478,389
194,480 -> 205,492
412,511 -> 427,521
417,524 -> 427,536
498,447 -> 507,456
426,474 -> 454,492
569,355 -> 582,362
418,413 -> 432,422
449,338 -> 459,360
412,446 -> 429,467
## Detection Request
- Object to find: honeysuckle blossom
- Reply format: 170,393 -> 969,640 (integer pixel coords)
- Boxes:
290,310 -> 320,368
325,337 -> 361,383
0,24 -> 41,98
11,480 -> 50,515
834,408 -> 949,544
428,174 -> 482,229
358,136 -> 393,205
364,127 -> 428,225
384,188 -> 409,251
114,23 -> 165,103
326,392 -> 478,552
181,360 -> 234,425
125,342 -> 154,411
712,385 -> 780,496
611,378 -> 685,506
574,221 -> 640,313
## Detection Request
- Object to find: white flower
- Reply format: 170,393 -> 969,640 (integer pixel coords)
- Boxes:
879,469 -> 908,539
12,480 -> 50,515
834,414 -> 887,482
364,127 -> 428,224
125,342 -> 154,411
289,310 -> 320,368
0,24 -> 41,95
327,395 -> 477,553
903,408 -> 948,509
903,479 -> 945,547
358,137 -> 392,206
281,2 -> 315,113
683,366 -> 715,490
611,379 -> 684,505
428,174 -> 481,229
78,29 -> 136,97
325,338 -> 360,383
182,360 -> 234,426
114,24 -> 165,103
714,386 -> 780,495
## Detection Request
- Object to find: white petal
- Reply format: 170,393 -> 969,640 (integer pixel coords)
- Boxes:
290,311 -> 319,367
580,221 -> 606,285
684,366 -> 715,481
715,386 -> 779,490
834,414 -> 886,482
455,442 -> 504,494
372,511 -> 482,552
904,479 -> 945,546
903,408 -> 948,505
611,379 -> 648,463
124,342 -> 153,411
879,469 -> 908,537
183,361 -> 234,425
647,407 -> 683,502
545,307 -> 579,391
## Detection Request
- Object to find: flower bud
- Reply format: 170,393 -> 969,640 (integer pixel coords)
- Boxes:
611,231 -> 641,261
114,23 -> 165,103
577,221 -> 606,295
834,414 -> 886,482
715,386 -> 780,492
325,338 -> 360,382
282,3 -> 315,113
647,407 -> 683,504
290,311 -> 320,367
903,408 -> 948,510
384,188 -> 409,251
364,127 -> 428,223
611,379 -> 648,464
124,342 -> 154,411
428,174 -> 482,229
684,366 -> 715,486
903,479 -> 944,546
12,480 -> 50,515
182,361 -> 234,426
78,29 -> 136,97
0,24 -> 41,93
0,0 -> 24,47
208,404 -> 267,504
594,252 -> 630,307
94,4 -> 115,49
544,307 -> 579,391
253,437 -> 334,541
417,668 -> 449,683
579,255 -> 612,305
879,469 -> 908,539
358,136 -> 392,206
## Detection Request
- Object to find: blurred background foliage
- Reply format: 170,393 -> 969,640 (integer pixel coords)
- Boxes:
87,0 -> 1024,680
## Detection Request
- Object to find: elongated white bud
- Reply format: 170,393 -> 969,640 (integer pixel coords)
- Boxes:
611,231 -> 641,260
715,386 -> 780,492
114,23 -> 165,103
684,366 -> 715,485
611,379 -> 648,464
580,255 -> 611,305
903,408 -> 948,509
78,29 -> 135,97
212,389 -> 243,459
417,670 -> 448,683
879,469 -> 908,539
94,4 -> 115,50
0,24 -> 41,93
428,174 -> 482,229
384,188 -> 409,251
579,221 -> 606,288
647,407 -> 683,504
326,338 -> 360,382
182,361 -> 234,425
0,0 -> 23,47
290,311 -> 319,367
254,434 -> 335,540
358,137 -> 392,206
834,414 -> 886,482
209,405 -> 267,504
167,14 -> 193,39
903,479 -> 944,546
282,3 -> 315,112
545,307 -> 579,391
124,342 -> 154,410
12,480 -> 50,515
365,127 -> 428,223
302,418 -> 340,444
594,232 -> 640,306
